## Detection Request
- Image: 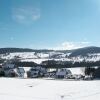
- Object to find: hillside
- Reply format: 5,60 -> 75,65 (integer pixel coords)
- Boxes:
1,46 -> 100,64
70,46 -> 100,57
0,48 -> 54,54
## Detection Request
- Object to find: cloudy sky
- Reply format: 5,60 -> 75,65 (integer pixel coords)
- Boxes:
0,0 -> 100,50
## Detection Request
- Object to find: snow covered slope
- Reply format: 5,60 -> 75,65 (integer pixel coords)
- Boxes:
1,52 -> 100,63
1,46 -> 100,63
0,78 -> 100,100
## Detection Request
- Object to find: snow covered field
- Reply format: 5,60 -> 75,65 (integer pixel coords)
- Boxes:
0,78 -> 100,100
1,52 -> 100,63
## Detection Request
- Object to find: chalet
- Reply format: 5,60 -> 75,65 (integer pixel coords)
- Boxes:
2,62 -> 17,77
16,67 -> 25,78
27,66 -> 47,78
56,68 -> 72,78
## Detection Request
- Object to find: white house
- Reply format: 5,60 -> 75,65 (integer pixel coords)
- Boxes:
2,63 -> 16,77
16,67 -> 25,78
27,66 -> 47,78
3,63 -> 15,69
56,68 -> 71,78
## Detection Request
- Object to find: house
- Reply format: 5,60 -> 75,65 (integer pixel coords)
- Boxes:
27,66 -> 47,78
16,67 -> 25,78
45,70 -> 56,78
2,62 -> 17,77
56,68 -> 72,79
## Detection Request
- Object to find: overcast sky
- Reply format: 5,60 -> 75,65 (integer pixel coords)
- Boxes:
0,0 -> 100,50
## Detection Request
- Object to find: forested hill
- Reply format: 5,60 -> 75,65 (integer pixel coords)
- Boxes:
70,46 -> 100,57
0,48 -> 54,54
0,46 -> 100,58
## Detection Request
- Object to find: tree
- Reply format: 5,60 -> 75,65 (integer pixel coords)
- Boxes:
85,67 -> 95,79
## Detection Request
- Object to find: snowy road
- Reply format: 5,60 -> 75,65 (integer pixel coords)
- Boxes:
0,78 -> 100,100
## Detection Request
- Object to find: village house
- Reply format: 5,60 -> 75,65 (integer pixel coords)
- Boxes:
56,68 -> 72,78
27,66 -> 47,78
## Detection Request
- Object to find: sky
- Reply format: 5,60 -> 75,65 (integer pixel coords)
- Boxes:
0,0 -> 100,50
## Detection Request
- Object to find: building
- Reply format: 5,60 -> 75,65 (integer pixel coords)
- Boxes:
27,66 -> 47,78
56,68 -> 71,78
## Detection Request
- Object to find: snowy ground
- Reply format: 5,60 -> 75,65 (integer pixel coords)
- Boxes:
2,52 -> 100,63
0,78 -> 100,100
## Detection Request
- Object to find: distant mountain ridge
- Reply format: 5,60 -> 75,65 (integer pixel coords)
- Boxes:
70,46 -> 100,57
0,48 -> 54,54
